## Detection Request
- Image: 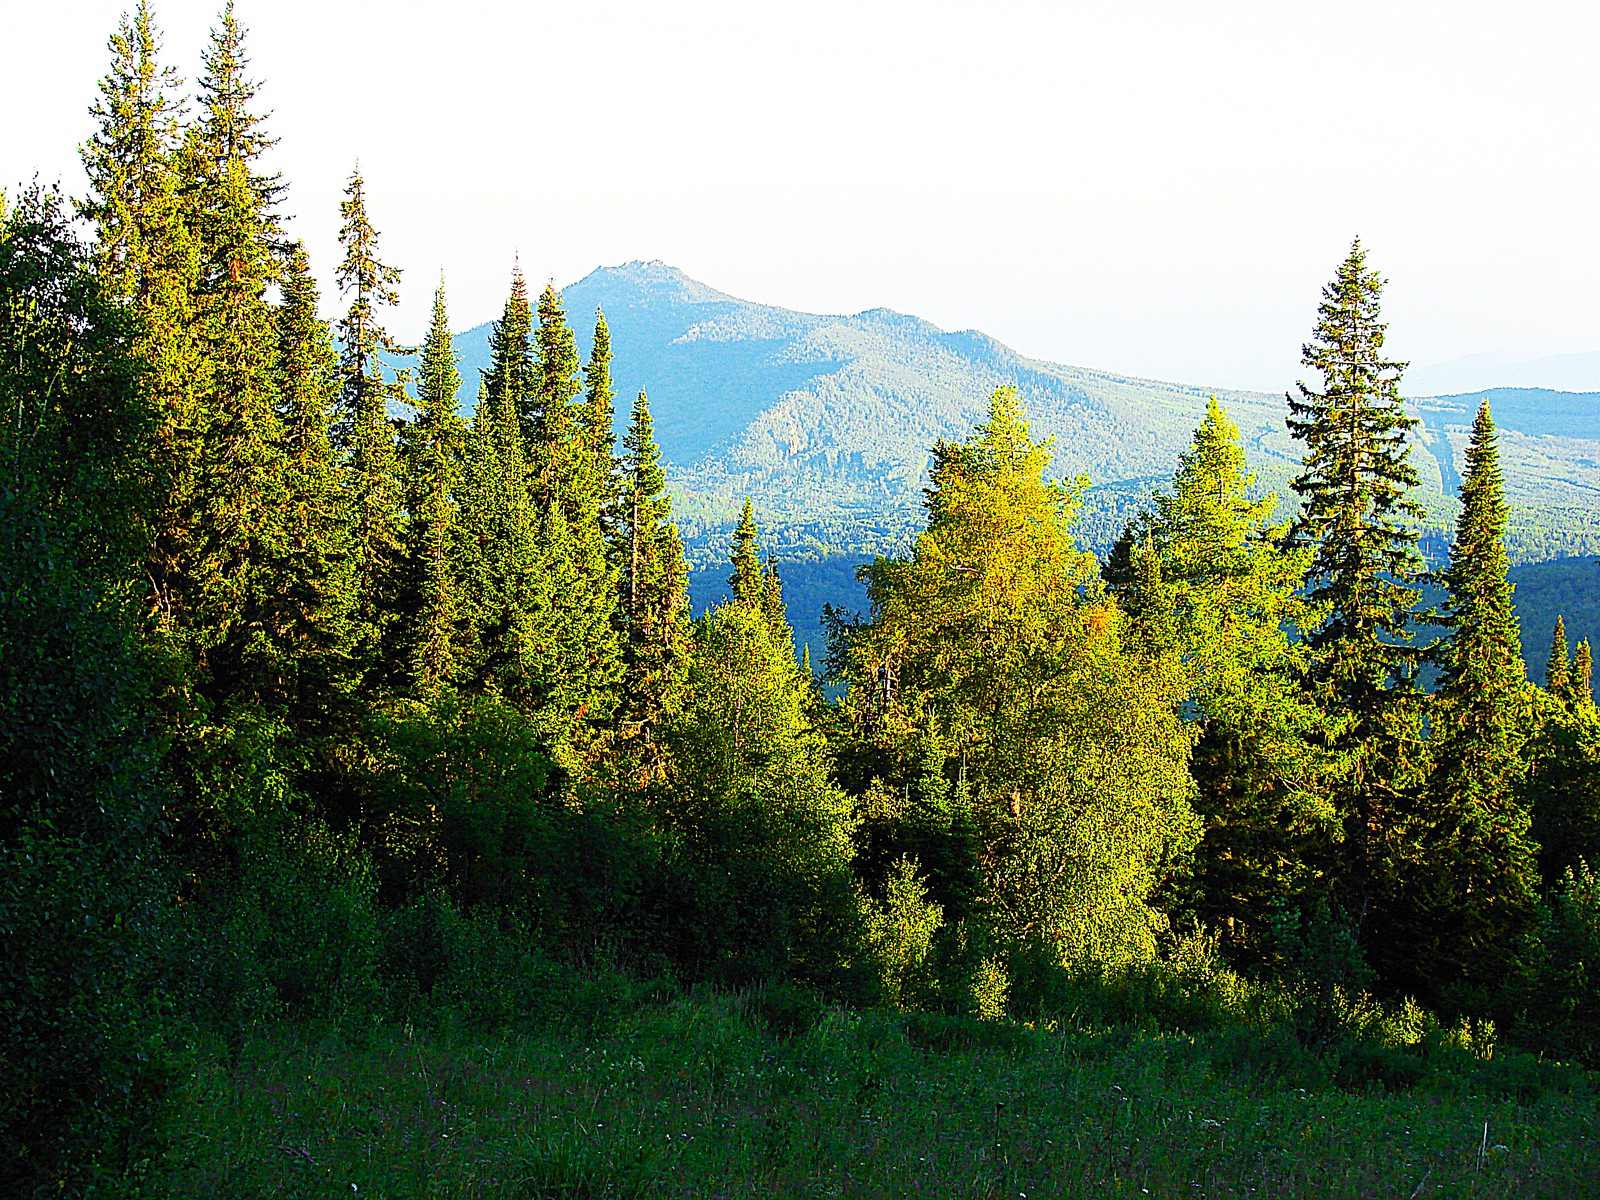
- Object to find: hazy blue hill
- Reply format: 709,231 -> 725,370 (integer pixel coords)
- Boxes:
453,262 -> 1311,526
1509,555 -> 1600,678
449,262 -> 1600,570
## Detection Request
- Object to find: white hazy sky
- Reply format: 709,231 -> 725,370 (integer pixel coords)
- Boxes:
6,0 -> 1599,392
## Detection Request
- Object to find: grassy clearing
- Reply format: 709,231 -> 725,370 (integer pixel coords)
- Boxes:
162,989 -> 1598,1199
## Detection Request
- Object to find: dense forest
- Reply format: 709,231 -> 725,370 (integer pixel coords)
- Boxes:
7,4 -> 1600,1194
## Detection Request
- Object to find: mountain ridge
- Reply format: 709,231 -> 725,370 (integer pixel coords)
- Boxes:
446,261 -> 1600,561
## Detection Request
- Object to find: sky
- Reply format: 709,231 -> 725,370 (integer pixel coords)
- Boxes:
6,0 -> 1600,393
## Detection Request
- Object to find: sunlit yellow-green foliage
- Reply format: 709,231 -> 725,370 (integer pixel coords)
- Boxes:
665,568 -> 857,981
855,386 -> 1200,971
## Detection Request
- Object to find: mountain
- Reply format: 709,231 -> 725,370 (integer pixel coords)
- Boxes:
450,262 -> 1600,565
1408,350 -> 1600,396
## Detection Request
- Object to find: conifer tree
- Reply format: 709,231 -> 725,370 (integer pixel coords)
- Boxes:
730,498 -> 764,604
1139,399 -> 1328,956
518,285 -> 622,753
1285,239 -> 1425,936
173,2 -> 289,714
617,390 -> 690,774
1407,401 -> 1538,1002
79,0 -> 184,301
1575,641 -> 1594,707
400,278 -> 467,698
335,168 -> 408,685
531,282 -> 583,513
458,271 -> 540,698
189,0 -> 281,220
582,310 -> 623,544
1548,616 -> 1572,694
80,1 -> 206,646
269,242 -> 356,727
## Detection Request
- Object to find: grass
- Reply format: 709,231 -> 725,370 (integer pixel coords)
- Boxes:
158,986 -> 1600,1199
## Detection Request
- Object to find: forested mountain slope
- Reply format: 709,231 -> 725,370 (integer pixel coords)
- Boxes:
453,262 -> 1600,563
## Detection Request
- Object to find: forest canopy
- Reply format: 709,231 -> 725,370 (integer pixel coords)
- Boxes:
6,3 -> 1600,1193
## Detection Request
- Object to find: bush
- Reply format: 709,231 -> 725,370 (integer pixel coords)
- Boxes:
1518,860 -> 1600,1064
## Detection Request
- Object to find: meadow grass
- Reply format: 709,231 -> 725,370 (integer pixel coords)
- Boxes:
158,986 -> 1600,1199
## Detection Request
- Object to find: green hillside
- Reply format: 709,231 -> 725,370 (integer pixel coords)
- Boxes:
454,263 -> 1600,568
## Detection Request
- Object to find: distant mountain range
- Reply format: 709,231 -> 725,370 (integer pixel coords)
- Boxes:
448,261 -> 1600,565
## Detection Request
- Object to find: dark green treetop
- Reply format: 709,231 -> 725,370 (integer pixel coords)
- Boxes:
1548,615 -> 1572,694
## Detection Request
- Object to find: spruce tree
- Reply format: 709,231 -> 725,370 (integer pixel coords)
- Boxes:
457,270 -> 540,699
1409,400 -> 1539,1003
189,0 -> 281,221
531,282 -> 583,513
617,390 -> 690,775
269,242 -> 356,729
1575,641 -> 1594,707
582,309 -> 623,545
730,498 -> 764,604
79,0 -> 184,301
1140,399 -> 1328,957
522,285 -> 622,754
335,167 -> 408,686
400,277 -> 467,699
1548,616 -> 1572,694
1285,239 -> 1425,940
175,1 -> 289,715
80,0 -> 206,649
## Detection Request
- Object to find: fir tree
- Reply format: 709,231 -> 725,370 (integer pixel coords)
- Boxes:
400,277 -> 467,698
1140,399 -> 1328,957
189,0 -> 281,220
520,285 -> 622,754
78,0 -> 184,301
458,271 -> 540,699
1575,640 -> 1594,707
730,498 -> 764,605
80,0 -> 206,646
531,282 -> 583,513
173,1 -> 289,714
1407,400 -> 1538,1003
335,167 -> 407,685
1287,239 -> 1424,692
269,242 -> 356,729
1548,616 -> 1572,694
1285,239 -> 1425,935
582,309 -> 622,544
617,390 -> 690,775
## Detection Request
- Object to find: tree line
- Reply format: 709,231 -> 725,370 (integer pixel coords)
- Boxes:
6,2 -> 1600,1191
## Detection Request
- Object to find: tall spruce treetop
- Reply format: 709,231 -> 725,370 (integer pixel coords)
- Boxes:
1574,640 -> 1594,707
458,270 -> 538,697
532,282 -> 583,511
1287,239 -> 1423,696
80,0 -> 184,300
730,498 -> 764,605
1547,615 -> 1572,693
335,167 -> 406,436
416,277 -> 462,427
269,241 -> 356,720
1407,399 -> 1538,1001
482,266 -> 535,430
275,242 -> 340,469
335,168 -> 407,679
583,309 -> 622,538
191,0 -> 281,217
1435,402 -> 1524,710
402,277 -> 468,698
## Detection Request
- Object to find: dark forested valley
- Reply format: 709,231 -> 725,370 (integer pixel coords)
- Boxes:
6,4 -> 1600,1196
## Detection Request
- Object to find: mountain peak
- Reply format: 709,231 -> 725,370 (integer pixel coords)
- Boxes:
570,260 -> 735,307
